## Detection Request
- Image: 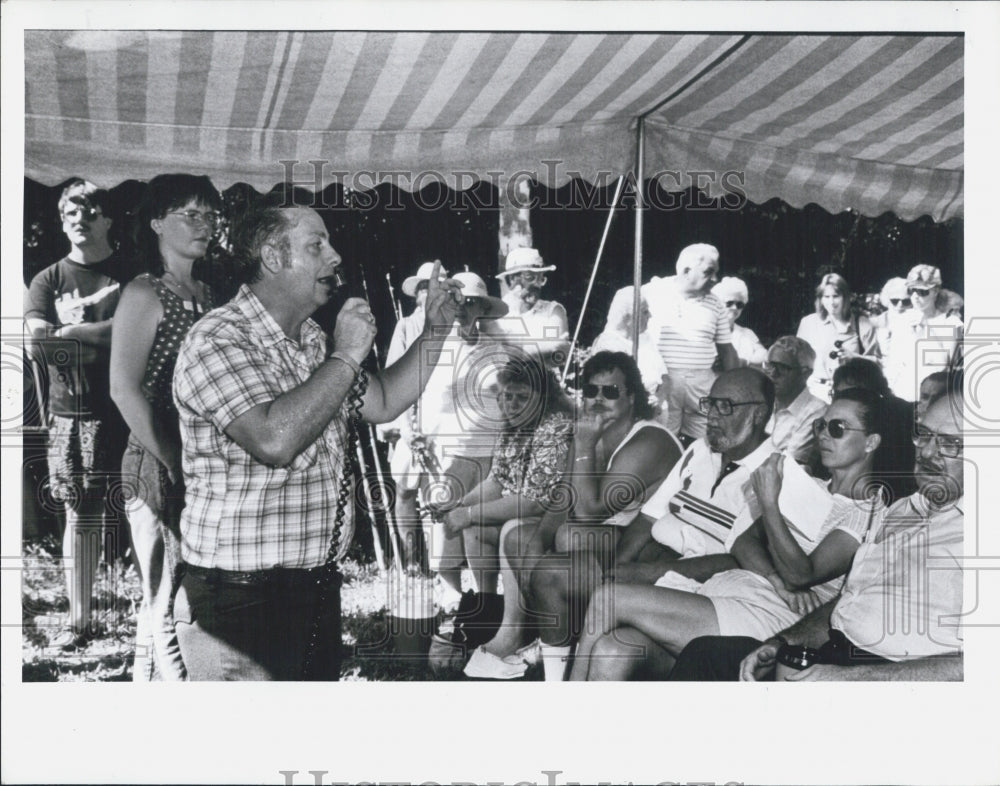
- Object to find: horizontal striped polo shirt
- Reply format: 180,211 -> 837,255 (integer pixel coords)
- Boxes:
643,275 -> 732,371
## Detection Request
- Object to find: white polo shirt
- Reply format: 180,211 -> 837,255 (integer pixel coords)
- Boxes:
641,435 -> 777,557
766,387 -> 827,465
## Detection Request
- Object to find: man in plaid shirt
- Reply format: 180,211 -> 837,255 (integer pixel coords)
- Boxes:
172,199 -> 459,680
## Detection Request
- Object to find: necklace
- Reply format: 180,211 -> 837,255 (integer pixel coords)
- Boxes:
162,269 -> 206,313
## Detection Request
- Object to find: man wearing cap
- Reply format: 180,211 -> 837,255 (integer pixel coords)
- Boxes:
400,272 -> 510,598
495,247 -> 569,370
25,179 -> 129,648
885,264 -> 963,402
763,336 -> 827,468
643,243 -> 739,443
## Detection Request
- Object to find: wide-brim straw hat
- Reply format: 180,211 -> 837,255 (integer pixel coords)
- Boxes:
495,247 -> 556,280
452,272 -> 509,318
402,260 -> 449,297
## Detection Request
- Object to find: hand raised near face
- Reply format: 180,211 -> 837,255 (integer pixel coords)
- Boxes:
422,259 -> 462,331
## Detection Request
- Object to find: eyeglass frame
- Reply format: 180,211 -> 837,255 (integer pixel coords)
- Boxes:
167,209 -> 221,228
812,417 -> 868,439
762,359 -> 804,376
513,270 -> 547,285
582,383 -> 621,400
698,397 -> 765,416
888,297 -> 912,307
907,287 -> 935,298
912,425 -> 962,458
61,204 -> 103,221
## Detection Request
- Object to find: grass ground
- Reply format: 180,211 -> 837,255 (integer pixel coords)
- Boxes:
20,538 -> 540,681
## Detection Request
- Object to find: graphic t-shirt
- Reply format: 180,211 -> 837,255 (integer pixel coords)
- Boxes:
25,256 -> 123,418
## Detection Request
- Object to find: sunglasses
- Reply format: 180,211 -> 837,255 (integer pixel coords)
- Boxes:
698,397 -> 764,416
889,298 -> 912,307
912,426 -> 962,458
582,383 -> 621,400
907,287 -> 933,298
812,417 -> 867,439
725,301 -> 746,309
517,271 -> 546,284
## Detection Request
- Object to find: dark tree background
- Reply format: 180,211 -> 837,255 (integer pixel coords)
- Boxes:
23,175 -> 963,353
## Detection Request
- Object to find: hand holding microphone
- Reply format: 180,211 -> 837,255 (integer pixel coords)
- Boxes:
333,296 -> 377,364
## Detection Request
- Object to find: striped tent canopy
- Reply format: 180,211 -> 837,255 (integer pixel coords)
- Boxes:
24,31 -> 963,220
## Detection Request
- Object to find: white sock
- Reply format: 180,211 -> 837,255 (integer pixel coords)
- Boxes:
540,644 -> 571,681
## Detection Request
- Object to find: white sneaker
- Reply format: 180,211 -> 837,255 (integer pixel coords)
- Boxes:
514,638 -> 542,666
463,646 -> 528,679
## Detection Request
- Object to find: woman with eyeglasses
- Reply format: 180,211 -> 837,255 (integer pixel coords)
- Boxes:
109,174 -> 222,680
590,286 -> 667,398
796,273 -> 880,403
884,264 -> 964,402
569,386 -> 889,681
711,277 -> 767,367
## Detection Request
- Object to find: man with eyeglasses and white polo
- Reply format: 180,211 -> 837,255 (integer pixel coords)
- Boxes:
670,383 -> 964,681
25,179 -> 129,649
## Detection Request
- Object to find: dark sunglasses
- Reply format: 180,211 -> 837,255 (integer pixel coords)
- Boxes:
889,298 -> 911,307
725,301 -> 746,309
907,288 -> 933,297
582,383 -> 621,400
812,417 -> 867,439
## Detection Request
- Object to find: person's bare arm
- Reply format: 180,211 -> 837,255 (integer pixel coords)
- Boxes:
571,427 -> 681,521
26,317 -> 101,364
360,261 -> 461,424
224,297 -> 378,467
109,279 -> 179,479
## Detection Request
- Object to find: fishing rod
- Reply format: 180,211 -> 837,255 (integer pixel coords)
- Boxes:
385,273 -> 402,322
561,174 -> 627,384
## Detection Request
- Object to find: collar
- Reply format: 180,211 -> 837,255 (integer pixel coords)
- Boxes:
234,284 -> 323,350
910,492 -> 964,519
725,435 -> 778,471
777,386 -> 818,415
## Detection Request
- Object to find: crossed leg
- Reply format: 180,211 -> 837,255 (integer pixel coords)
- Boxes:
569,582 -> 720,681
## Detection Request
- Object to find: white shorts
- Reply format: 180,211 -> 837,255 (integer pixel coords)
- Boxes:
698,569 -> 801,641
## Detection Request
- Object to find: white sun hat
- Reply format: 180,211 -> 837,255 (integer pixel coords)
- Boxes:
495,247 -> 556,280
402,260 -> 449,297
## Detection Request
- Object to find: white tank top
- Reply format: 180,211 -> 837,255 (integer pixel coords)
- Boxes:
601,419 -> 682,528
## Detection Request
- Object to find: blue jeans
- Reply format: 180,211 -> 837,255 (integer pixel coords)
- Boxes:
173,566 -> 343,681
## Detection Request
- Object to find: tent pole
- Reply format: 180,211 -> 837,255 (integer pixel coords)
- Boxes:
561,174 -> 626,384
632,116 -> 646,358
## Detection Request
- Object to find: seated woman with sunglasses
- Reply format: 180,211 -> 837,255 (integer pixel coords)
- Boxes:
465,351 -> 682,679
441,359 -> 573,611
569,387 -> 889,681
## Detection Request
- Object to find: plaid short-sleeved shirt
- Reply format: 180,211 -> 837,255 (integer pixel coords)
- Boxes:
173,285 -> 351,570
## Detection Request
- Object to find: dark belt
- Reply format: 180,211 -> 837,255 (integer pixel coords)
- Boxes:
184,562 -> 333,588
819,628 -> 889,665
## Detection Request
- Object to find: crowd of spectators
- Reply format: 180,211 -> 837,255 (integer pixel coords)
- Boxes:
24,180 -> 965,682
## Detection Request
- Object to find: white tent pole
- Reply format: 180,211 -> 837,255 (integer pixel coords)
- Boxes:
632,116 -> 646,358
561,173 -> 626,384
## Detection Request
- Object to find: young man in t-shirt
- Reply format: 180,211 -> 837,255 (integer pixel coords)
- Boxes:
25,179 -> 127,648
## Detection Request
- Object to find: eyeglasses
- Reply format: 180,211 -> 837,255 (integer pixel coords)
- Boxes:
889,298 -> 912,307
517,271 -> 546,285
912,426 -> 962,458
62,205 -> 101,221
698,397 -> 764,416
725,301 -> 746,309
762,360 -> 800,376
168,209 -> 221,229
907,287 -> 933,298
812,417 -> 867,439
582,383 -> 621,400
463,296 -> 482,307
